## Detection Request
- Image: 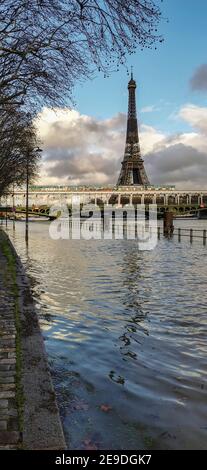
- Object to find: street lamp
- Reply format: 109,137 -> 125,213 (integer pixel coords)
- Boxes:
25,146 -> 42,242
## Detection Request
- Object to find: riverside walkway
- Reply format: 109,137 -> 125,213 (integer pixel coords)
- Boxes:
0,233 -> 19,449
0,229 -> 66,450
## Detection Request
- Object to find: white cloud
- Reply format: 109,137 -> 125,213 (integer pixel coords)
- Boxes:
140,124 -> 166,154
178,104 -> 207,134
35,104 -> 207,189
140,105 -> 156,113
144,104 -> 207,189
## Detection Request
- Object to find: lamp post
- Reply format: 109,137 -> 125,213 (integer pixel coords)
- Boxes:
12,183 -> 15,230
25,146 -> 42,242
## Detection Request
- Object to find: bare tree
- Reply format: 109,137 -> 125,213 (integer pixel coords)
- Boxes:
0,0 -> 163,109
0,1 -> 163,195
0,108 -> 41,196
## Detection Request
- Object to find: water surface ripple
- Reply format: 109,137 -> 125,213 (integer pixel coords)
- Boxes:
6,220 -> 207,450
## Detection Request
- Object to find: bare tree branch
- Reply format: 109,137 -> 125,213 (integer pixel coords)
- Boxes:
0,0 -> 163,109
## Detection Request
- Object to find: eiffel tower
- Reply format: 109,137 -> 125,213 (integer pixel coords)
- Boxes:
117,71 -> 150,186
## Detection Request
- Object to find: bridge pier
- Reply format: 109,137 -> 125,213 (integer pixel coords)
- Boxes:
117,194 -> 121,207
176,194 -> 180,205
164,194 -> 168,206
199,194 -> 203,206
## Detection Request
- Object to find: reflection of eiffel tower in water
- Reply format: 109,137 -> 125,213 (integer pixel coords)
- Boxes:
117,70 -> 150,186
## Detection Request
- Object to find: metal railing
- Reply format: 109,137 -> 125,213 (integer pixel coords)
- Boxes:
158,226 -> 207,244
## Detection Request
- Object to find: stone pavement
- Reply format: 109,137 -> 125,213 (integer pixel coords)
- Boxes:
0,229 -> 66,450
0,232 -> 20,449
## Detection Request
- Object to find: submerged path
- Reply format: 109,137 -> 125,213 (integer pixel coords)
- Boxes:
0,229 -> 66,450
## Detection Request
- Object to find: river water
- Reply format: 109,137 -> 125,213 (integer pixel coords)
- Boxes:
5,219 -> 207,450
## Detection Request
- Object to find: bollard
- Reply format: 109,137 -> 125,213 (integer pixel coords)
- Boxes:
190,228 -> 193,243
163,211 -> 174,237
158,226 -> 161,239
178,227 -> 181,242
203,229 -> 206,246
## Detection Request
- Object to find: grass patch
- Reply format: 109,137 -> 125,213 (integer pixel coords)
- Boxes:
0,234 -> 24,433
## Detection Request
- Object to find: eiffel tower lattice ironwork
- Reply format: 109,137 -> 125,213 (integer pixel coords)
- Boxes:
117,71 -> 150,186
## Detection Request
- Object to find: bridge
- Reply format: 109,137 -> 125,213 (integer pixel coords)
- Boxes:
1,186 -> 207,215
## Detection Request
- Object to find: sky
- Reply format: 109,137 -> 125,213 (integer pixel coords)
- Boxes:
36,0 -> 207,189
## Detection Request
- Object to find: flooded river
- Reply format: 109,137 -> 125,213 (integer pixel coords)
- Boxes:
5,219 -> 207,450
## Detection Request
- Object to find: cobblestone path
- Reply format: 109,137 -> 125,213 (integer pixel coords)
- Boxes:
0,232 -> 20,449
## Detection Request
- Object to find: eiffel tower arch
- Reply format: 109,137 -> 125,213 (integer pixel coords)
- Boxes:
117,72 -> 150,186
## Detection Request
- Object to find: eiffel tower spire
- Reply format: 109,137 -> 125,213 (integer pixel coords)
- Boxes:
117,74 -> 150,186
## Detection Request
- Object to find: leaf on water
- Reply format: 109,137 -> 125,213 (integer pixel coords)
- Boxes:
100,404 -> 112,412
83,439 -> 98,450
72,399 -> 89,411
